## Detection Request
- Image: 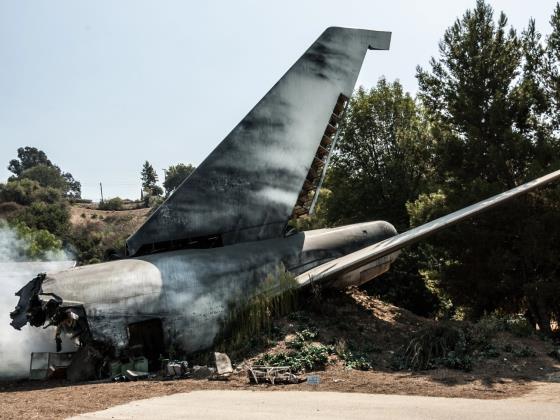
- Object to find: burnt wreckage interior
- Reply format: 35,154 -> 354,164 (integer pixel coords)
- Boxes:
10,26 -> 560,382
11,271 -> 166,379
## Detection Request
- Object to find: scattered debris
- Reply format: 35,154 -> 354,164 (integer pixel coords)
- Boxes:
164,360 -> 189,378
30,352 -> 74,380
247,365 -> 299,384
124,370 -> 150,380
306,375 -> 320,385
110,356 -> 149,379
192,365 -> 215,380
214,352 -> 233,379
66,345 -> 103,382
545,372 -> 560,383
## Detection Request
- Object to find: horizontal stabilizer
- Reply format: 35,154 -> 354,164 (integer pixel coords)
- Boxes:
296,169 -> 560,286
127,27 -> 391,256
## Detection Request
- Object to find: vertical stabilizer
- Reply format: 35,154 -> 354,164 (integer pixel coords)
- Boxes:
127,27 -> 391,256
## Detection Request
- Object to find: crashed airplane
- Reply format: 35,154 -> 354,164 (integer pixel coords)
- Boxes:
10,27 -> 560,378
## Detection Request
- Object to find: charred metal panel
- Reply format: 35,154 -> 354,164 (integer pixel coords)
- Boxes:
126,27 -> 391,256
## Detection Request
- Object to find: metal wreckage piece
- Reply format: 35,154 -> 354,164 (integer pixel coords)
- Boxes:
10,26 -> 560,381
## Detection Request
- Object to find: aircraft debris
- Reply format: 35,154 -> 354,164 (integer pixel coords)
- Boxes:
163,360 -> 189,378
29,352 -> 73,380
110,356 -> 149,379
192,365 -> 215,380
306,375 -> 321,385
247,365 -> 300,384
214,352 -> 233,379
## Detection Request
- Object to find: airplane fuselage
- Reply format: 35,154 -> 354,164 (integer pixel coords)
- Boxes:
35,221 -> 397,355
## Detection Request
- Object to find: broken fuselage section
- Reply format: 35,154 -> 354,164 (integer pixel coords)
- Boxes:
10,221 -> 399,371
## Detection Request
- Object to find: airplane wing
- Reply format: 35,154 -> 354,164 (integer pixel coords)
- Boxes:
295,169 -> 560,287
126,27 -> 391,256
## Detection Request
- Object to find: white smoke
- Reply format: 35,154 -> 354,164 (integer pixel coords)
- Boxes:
0,222 -> 71,263
0,223 -> 76,378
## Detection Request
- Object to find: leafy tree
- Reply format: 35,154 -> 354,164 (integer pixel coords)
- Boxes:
317,78 -> 438,316
8,147 -> 52,176
163,163 -> 195,196
324,78 -> 433,231
7,147 -> 81,198
20,165 -> 70,191
545,3 -> 560,131
141,161 -> 163,197
414,0 -> 560,331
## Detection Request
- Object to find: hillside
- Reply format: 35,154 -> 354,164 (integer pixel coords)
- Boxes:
67,204 -> 150,262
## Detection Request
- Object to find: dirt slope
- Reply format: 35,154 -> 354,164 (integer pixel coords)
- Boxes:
2,288 -> 559,420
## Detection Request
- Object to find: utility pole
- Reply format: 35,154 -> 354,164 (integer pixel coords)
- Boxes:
100,182 -> 104,204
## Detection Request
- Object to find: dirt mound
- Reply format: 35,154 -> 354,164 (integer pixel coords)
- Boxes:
239,286 -> 560,390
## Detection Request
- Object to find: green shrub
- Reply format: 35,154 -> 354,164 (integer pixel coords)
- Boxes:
0,179 -> 62,205
513,346 -> 536,357
12,201 -> 70,237
473,313 -> 534,340
0,220 -> 65,261
256,343 -> 330,373
505,315 -> 534,337
396,323 -> 471,371
332,338 -> 373,370
68,222 -> 105,264
98,197 -> 124,211
340,351 -> 373,371
13,222 -> 65,260
287,328 -> 318,350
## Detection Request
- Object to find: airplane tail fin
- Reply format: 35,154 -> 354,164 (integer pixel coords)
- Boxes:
127,27 -> 391,256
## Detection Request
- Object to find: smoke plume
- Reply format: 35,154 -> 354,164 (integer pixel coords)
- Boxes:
0,223 -> 76,379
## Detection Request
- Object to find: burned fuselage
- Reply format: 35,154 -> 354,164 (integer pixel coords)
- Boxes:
11,221 -> 398,357
9,27 -> 399,377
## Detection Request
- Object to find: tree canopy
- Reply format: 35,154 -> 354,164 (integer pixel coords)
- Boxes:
163,163 -> 195,196
7,147 -> 81,198
141,161 -> 163,198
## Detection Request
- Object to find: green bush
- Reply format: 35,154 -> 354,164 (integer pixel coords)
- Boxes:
68,222 -> 105,264
339,351 -> 373,371
286,328 -> 318,350
512,346 -> 536,358
395,323 -> 471,371
0,179 -> 62,205
98,197 -> 124,211
12,201 -> 70,237
256,343 -> 330,373
13,222 -> 65,260
255,327 -> 330,373
472,313 -> 534,340
0,220 -> 65,261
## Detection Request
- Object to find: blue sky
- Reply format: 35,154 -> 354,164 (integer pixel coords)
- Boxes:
1,0 -> 558,200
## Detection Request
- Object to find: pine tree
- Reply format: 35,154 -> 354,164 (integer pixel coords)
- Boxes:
411,1 -> 560,331
141,161 -> 162,197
